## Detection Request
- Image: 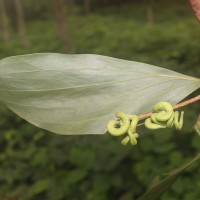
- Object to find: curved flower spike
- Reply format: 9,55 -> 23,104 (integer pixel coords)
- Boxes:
152,102 -> 174,122
145,118 -> 167,129
121,133 -> 139,146
107,101 -> 185,146
125,115 -> 139,145
128,115 -> 139,133
145,102 -> 174,129
174,111 -> 184,131
145,102 -> 184,131
121,136 -> 130,146
107,112 -> 129,136
107,113 -> 139,145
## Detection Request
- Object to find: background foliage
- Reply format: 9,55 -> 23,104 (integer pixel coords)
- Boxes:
0,0 -> 200,200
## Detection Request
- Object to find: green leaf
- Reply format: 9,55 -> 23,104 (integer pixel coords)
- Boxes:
0,53 -> 199,135
138,153 -> 200,200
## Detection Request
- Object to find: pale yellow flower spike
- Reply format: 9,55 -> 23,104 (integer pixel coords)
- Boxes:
145,102 -> 184,131
107,101 -> 184,146
107,113 -> 139,145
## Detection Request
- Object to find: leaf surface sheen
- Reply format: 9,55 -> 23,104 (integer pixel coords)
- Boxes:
0,53 -> 199,135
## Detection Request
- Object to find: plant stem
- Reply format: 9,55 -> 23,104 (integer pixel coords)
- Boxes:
138,95 -> 200,120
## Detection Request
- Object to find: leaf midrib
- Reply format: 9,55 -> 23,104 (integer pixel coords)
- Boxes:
0,75 -> 199,92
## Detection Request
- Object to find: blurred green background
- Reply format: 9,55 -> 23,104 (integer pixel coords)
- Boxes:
0,0 -> 200,199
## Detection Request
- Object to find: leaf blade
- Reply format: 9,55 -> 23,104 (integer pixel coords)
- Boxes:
138,153 -> 200,200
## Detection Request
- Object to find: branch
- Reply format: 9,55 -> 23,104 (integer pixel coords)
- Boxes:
138,95 -> 200,120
